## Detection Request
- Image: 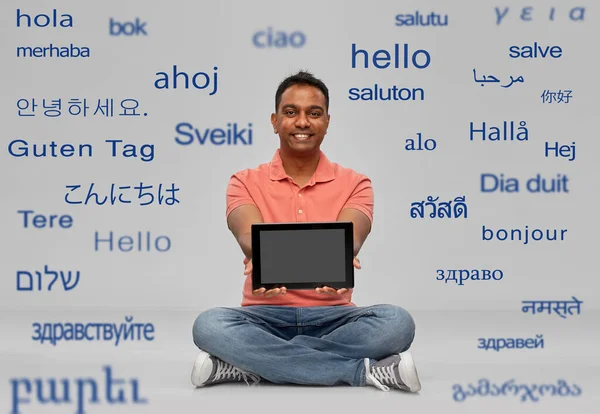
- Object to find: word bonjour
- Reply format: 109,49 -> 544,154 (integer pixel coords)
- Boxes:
410,196 -> 467,219
175,122 -> 253,146
8,139 -> 154,162
17,266 -> 80,292
482,225 -> 567,245
154,65 -> 218,95
522,297 -> 583,319
495,6 -> 585,25
437,269 -> 503,286
95,231 -> 171,252
395,11 -> 448,27
453,379 -> 581,402
10,366 -> 147,414
253,28 -> 305,48
478,335 -> 544,352
481,173 -> 569,193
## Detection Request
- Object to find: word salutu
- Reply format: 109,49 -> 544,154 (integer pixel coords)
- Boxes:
478,335 -> 544,351
17,98 -> 145,117
411,196 -> 467,218
522,297 -> 583,319
495,7 -> 585,25
10,366 -> 147,414
395,11 -> 448,27
9,139 -> 155,162
470,121 -> 528,141
65,183 -> 180,206
155,65 -> 218,95
437,269 -> 503,286
17,266 -> 80,291
453,379 -> 581,402
473,69 -> 523,88
32,316 -> 155,346
481,173 -> 569,193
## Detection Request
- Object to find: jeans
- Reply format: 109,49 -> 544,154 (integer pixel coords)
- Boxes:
192,304 -> 416,386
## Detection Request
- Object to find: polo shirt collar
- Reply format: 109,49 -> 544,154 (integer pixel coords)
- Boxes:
269,149 -> 335,184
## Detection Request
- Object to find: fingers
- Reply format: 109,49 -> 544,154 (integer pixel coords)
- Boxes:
244,260 -> 253,275
353,257 -> 361,269
315,286 -> 348,295
252,286 -> 287,297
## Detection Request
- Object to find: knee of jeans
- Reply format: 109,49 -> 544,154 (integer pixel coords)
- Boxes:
192,307 -> 232,349
377,305 -> 416,352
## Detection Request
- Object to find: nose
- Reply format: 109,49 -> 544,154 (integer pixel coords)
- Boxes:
295,112 -> 310,128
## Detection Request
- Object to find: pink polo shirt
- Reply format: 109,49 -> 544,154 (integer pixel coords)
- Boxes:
226,149 -> 374,307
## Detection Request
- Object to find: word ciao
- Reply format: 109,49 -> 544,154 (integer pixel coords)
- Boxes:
65,183 -> 180,206
175,122 -> 253,145
478,335 -> 544,352
482,225 -> 567,245
437,269 -> 503,286
453,379 -> 581,402
253,28 -> 305,48
16,9 -> 72,27
17,266 -> 80,292
155,65 -> 218,95
522,297 -> 583,319
10,366 -> 147,414
495,7 -> 585,25
395,11 -> 448,27
32,316 -> 155,346
8,139 -> 154,162
410,196 -> 467,218
481,173 -> 569,193
509,42 -> 562,59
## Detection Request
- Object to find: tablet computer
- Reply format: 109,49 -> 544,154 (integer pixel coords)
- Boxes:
251,222 -> 354,290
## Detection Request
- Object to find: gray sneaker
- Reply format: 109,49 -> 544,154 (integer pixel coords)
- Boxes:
191,350 -> 261,387
364,350 -> 421,392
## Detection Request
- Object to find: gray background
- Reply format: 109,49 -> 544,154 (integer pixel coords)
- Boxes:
0,0 -> 598,413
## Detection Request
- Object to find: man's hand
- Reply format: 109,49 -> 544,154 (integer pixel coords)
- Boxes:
315,256 -> 361,295
244,258 -> 288,297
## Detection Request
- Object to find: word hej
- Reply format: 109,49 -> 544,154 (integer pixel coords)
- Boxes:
32,316 -> 155,346
437,269 -> 503,286
175,122 -> 253,146
395,11 -> 448,27
17,266 -> 80,292
478,334 -> 544,352
348,43 -> 430,102
17,98 -> 145,118
522,296 -> 583,319
10,366 -> 147,414
495,6 -> 585,25
469,121 -> 528,141
481,173 -> 569,193
410,196 -> 467,219
9,139 -> 155,162
65,183 -> 180,206
253,27 -> 305,48
546,141 -> 575,161
95,231 -> 171,252
453,379 -> 581,403
155,65 -> 218,95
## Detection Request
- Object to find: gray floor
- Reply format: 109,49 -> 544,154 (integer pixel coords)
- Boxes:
1,309 -> 598,414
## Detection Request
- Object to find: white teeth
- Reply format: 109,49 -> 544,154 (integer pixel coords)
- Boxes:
294,134 -> 310,138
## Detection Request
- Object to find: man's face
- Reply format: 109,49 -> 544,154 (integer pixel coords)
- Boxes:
271,84 -> 330,155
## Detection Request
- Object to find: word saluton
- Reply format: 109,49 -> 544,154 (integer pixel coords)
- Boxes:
395,11 -> 448,27
175,122 -> 253,145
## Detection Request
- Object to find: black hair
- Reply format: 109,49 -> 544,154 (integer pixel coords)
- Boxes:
275,70 -> 329,112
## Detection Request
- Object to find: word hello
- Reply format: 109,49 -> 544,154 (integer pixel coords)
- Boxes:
405,132 -> 436,151
253,28 -> 306,48
481,173 -> 570,193
175,122 -> 253,145
109,18 -> 147,36
95,231 -> 171,252
509,42 -> 562,58
10,366 -> 147,414
351,43 -> 431,69
154,65 -> 218,95
470,121 -> 528,141
495,7 -> 585,25
16,9 -> 72,27
395,11 -> 448,27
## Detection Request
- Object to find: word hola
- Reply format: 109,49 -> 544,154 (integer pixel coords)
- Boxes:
10,366 -> 147,414
16,9 -> 72,28
155,65 -> 218,95
253,28 -> 306,48
480,173 -> 570,193
109,17 -> 148,36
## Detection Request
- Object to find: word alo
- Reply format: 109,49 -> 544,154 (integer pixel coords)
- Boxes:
10,366 -> 147,414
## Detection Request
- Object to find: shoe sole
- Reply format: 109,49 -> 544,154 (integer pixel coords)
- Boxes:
190,351 -> 211,387
398,351 -> 421,392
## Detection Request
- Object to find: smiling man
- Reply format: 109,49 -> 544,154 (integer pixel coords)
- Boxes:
190,71 -> 421,392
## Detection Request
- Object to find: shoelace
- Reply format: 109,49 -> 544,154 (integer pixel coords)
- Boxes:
364,358 -> 402,392
213,359 -> 260,385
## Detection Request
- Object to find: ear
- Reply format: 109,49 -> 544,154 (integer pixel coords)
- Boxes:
270,113 -> 278,133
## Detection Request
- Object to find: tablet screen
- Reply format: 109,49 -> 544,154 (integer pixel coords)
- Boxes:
259,228 -> 346,284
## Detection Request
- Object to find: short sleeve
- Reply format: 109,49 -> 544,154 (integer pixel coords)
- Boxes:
226,173 -> 256,218
342,175 -> 374,224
